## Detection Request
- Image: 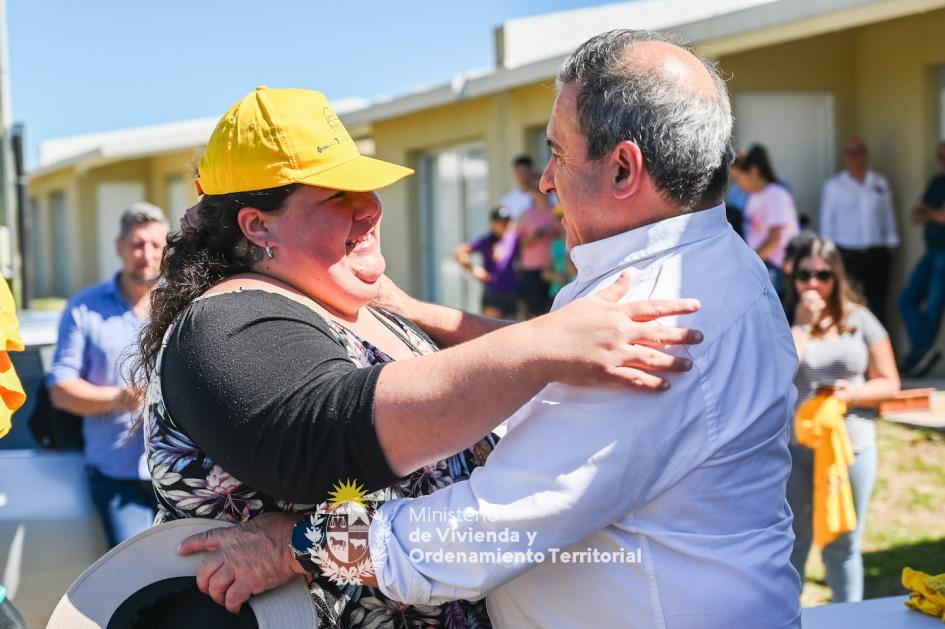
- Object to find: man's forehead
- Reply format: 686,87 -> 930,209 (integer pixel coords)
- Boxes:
547,83 -> 579,140
125,221 -> 168,240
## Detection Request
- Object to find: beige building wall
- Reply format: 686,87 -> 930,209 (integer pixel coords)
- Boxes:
28,149 -> 197,297
719,8 -> 945,345
148,150 -> 201,217
26,5 -> 945,340
371,82 -> 558,294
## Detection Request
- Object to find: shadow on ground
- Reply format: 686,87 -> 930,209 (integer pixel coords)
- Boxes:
863,537 -> 945,599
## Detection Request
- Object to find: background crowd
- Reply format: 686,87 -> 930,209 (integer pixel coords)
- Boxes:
455,155 -> 574,320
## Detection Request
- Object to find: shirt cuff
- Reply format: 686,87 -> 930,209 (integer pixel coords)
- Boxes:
370,498 -> 437,606
45,367 -> 80,389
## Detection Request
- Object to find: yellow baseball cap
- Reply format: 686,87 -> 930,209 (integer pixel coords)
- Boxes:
196,86 -> 413,195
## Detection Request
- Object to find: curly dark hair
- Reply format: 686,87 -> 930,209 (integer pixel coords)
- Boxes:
133,184 -> 300,386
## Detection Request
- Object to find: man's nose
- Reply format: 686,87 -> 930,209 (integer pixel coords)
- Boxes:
539,161 -> 555,195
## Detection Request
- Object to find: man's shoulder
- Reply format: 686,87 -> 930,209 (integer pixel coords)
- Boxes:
65,278 -> 116,311
870,170 -> 891,188
606,232 -> 772,351
824,172 -> 847,188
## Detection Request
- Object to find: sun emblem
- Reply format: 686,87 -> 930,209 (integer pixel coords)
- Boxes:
311,478 -> 376,586
327,478 -> 367,508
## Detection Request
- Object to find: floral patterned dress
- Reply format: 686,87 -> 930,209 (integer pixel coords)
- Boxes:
145,302 -> 495,628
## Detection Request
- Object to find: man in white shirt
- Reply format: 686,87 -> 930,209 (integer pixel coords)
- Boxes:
182,30 -> 801,628
500,155 -> 538,220
819,138 -> 899,324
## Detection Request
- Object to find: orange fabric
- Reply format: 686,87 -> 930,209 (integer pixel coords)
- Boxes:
0,278 -> 24,439
794,394 -> 857,548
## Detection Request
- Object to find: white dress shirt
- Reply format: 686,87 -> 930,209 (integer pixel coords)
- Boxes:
501,188 -> 534,220
819,170 -> 899,249
370,204 -> 802,628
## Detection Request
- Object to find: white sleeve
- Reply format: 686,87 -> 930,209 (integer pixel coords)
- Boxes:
881,178 -> 899,247
369,374 -> 711,605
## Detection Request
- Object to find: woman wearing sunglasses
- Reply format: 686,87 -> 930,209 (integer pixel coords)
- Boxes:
785,236 -> 900,603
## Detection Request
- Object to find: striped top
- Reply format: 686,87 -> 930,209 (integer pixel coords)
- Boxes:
793,306 -> 888,452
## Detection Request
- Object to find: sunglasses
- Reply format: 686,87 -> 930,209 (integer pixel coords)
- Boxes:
796,270 -> 834,282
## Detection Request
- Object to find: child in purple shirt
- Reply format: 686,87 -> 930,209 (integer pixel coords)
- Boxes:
454,206 -> 520,318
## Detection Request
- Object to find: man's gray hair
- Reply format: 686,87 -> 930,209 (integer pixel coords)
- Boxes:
557,29 -> 734,212
118,201 -> 168,240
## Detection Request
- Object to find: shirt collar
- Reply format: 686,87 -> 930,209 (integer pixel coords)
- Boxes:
106,272 -> 135,311
570,203 -> 729,283
105,272 -> 122,297
842,170 -> 875,187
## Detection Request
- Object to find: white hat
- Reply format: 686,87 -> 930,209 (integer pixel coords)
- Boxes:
48,518 -> 317,628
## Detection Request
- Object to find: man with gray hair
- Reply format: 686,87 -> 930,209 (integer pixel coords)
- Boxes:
182,30 -> 800,627
48,202 -> 168,547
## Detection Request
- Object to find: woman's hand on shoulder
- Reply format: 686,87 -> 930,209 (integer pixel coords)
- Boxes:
531,272 -> 702,391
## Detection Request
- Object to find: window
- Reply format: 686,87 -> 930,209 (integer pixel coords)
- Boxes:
418,143 -> 489,310
49,190 -> 69,296
166,174 -> 188,230
27,197 -> 47,297
525,125 -> 552,172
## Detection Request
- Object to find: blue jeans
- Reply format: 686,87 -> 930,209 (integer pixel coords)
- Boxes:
86,466 -> 156,548
787,443 -> 877,602
898,249 -> 945,358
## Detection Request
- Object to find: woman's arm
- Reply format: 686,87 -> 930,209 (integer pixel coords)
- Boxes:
790,324 -> 811,359
834,336 -> 900,408
374,274 -> 702,475
372,274 -> 512,347
169,276 -> 702,502
453,242 -> 490,286
755,225 -> 785,260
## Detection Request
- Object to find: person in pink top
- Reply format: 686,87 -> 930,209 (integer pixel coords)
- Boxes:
731,144 -> 800,297
517,174 -> 563,317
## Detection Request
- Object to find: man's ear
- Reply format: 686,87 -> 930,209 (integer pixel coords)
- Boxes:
236,206 -> 274,249
612,141 -> 645,199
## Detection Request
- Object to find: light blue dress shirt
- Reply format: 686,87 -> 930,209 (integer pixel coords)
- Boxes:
370,204 -> 802,628
46,273 -> 147,480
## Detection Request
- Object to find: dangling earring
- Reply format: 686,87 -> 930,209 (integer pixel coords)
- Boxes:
264,242 -> 275,259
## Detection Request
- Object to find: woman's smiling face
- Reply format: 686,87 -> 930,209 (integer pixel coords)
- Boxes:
251,184 -> 386,316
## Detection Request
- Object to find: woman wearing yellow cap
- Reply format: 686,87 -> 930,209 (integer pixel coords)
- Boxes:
135,87 -> 701,626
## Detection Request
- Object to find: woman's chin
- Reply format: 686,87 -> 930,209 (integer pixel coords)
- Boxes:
351,256 -> 385,285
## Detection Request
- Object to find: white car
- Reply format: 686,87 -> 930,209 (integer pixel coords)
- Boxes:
0,311 -> 108,627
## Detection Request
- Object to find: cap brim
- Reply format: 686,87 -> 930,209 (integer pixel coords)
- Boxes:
47,518 -> 317,629
298,154 -> 414,192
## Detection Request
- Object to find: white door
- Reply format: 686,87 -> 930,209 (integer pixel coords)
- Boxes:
735,92 -> 836,224
418,143 -> 489,311
96,182 -> 145,281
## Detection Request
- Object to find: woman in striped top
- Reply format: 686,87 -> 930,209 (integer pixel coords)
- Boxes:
785,236 -> 900,602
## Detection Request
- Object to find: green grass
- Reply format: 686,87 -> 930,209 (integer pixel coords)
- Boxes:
800,420 -> 945,606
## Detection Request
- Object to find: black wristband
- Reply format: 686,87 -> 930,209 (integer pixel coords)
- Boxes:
290,513 -> 326,576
